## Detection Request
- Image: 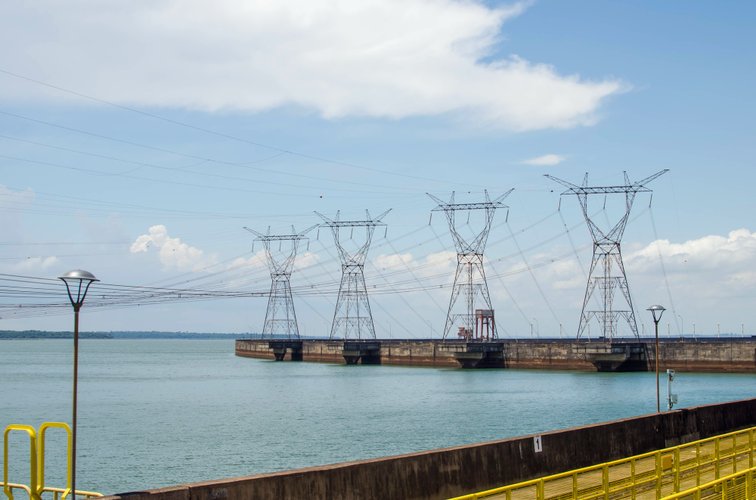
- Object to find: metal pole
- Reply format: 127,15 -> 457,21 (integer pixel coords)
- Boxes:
72,304 -> 80,500
59,269 -> 98,500
666,369 -> 675,411
655,319 -> 660,413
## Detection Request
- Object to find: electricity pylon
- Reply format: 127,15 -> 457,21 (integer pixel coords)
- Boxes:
428,190 -> 512,340
545,170 -> 668,340
316,209 -> 390,340
244,225 -> 316,339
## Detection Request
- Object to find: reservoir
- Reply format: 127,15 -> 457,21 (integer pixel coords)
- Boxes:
1,339 -> 754,495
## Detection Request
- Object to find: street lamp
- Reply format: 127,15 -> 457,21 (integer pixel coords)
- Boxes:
647,304 -> 665,413
59,270 -> 98,500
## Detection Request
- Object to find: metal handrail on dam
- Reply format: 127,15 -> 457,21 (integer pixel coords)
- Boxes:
450,426 -> 755,500
662,466 -> 754,499
3,423 -> 102,500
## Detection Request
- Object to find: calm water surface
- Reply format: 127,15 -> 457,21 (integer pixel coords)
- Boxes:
1,339 -> 754,494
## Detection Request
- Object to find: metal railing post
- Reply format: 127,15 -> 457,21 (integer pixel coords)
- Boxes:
38,423 -> 73,500
674,447 -> 680,491
655,452 -> 662,498
603,464 -> 609,500
3,425 -> 40,500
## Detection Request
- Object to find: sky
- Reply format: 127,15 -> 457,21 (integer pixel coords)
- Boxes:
0,0 -> 755,338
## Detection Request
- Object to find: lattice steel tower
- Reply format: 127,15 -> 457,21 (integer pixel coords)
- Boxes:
316,209 -> 390,340
545,170 -> 668,339
428,190 -> 512,340
244,225 -> 316,339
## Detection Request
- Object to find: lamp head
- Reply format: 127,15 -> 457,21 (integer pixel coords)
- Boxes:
59,269 -> 99,309
647,304 -> 666,323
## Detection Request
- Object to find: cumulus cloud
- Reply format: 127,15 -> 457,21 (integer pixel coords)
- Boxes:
130,225 -> 217,271
228,251 -> 267,272
0,1 -> 623,130
229,249 -> 317,272
544,259 -> 584,290
0,185 -> 35,209
294,251 -> 319,270
13,256 -> 60,272
423,251 -> 458,273
375,253 -> 414,270
628,229 -> 756,275
522,154 -> 566,166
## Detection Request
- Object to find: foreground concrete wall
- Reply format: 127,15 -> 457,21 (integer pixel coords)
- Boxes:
105,398 -> 755,500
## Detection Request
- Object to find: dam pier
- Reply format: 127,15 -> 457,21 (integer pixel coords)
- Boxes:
236,337 -> 756,372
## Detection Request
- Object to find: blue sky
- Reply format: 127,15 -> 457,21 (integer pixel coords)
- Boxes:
1,1 -> 754,337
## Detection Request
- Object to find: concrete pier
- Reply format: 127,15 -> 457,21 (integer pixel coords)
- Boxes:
236,337 -> 756,372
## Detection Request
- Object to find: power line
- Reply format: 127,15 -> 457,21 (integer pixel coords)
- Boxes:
0,68 -> 484,189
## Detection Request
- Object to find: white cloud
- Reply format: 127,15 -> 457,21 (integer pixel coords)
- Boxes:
522,154 -> 566,166
545,259 -> 584,290
0,1 -> 623,130
229,249 -> 318,272
375,253 -> 414,270
294,251 -> 319,270
628,229 -> 756,275
130,225 -> 217,271
0,185 -> 35,208
418,251 -> 459,277
625,229 -> 756,307
13,256 -> 60,272
228,251 -> 267,272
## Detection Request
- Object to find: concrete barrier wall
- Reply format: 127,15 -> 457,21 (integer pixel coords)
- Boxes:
657,340 -> 756,371
235,338 -> 756,372
105,398 -> 755,500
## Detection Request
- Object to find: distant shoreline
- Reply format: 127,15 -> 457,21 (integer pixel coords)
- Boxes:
0,330 -> 257,340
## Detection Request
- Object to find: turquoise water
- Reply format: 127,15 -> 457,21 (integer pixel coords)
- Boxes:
1,339 -> 754,494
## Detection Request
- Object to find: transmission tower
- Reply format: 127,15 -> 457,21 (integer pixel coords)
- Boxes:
428,190 -> 512,340
244,225 -> 316,339
316,209 -> 391,340
545,170 -> 668,340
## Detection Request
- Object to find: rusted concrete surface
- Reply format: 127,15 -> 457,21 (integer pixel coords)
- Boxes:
103,398 -> 755,500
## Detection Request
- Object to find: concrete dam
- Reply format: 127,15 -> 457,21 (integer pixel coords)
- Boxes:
235,337 -> 756,372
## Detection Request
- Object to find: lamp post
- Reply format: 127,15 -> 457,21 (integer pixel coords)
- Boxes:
647,304 -> 665,413
59,270 -> 98,500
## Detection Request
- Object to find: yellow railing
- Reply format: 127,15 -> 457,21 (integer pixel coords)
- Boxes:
3,423 -> 102,500
661,466 -> 754,500
450,426 -> 755,500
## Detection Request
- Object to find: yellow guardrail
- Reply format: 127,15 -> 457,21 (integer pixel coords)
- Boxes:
661,466 -> 754,500
3,423 -> 102,500
450,426 -> 755,500
3,425 -> 38,500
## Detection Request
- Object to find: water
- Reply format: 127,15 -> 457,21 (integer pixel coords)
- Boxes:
1,339 -> 754,494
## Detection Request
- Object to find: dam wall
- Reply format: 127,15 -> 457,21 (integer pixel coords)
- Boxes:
104,398 -> 756,500
235,337 -> 756,372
